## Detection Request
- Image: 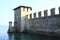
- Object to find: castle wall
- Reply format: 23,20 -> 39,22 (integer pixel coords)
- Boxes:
28,7 -> 60,33
13,6 -> 60,34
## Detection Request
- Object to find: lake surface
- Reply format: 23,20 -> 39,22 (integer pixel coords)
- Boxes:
0,26 -> 60,40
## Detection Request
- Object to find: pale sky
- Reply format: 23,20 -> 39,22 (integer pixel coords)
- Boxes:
0,0 -> 60,26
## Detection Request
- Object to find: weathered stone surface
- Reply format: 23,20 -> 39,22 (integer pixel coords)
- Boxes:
8,27 -> 15,33
8,6 -> 60,36
29,15 -> 60,33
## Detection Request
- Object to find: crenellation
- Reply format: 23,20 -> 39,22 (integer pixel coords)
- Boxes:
34,12 -> 36,18
21,7 -> 24,12
27,8 -> 30,12
29,7 -> 60,19
9,21 -> 12,28
8,21 -> 16,32
44,10 -> 48,17
25,8 -> 27,11
38,11 -> 41,18
50,8 -> 55,16
21,7 -> 28,12
27,8 -> 28,12
59,7 -> 60,15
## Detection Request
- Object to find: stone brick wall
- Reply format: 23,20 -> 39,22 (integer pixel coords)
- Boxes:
27,7 -> 60,33
14,8 -> 21,32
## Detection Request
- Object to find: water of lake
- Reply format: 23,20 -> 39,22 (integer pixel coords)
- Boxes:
0,26 -> 60,40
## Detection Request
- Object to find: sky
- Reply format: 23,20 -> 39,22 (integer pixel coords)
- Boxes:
0,0 -> 60,26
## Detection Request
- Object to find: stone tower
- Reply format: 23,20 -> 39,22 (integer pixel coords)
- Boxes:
13,6 -> 32,32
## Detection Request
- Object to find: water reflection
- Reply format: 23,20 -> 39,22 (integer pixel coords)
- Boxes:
8,33 -> 60,40
8,33 -> 14,40
0,26 -> 60,40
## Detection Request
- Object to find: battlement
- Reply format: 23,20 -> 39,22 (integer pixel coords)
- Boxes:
9,21 -> 12,28
28,7 -> 60,19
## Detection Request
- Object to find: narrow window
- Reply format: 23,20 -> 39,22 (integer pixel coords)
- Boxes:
27,8 -> 28,12
23,7 -> 25,11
